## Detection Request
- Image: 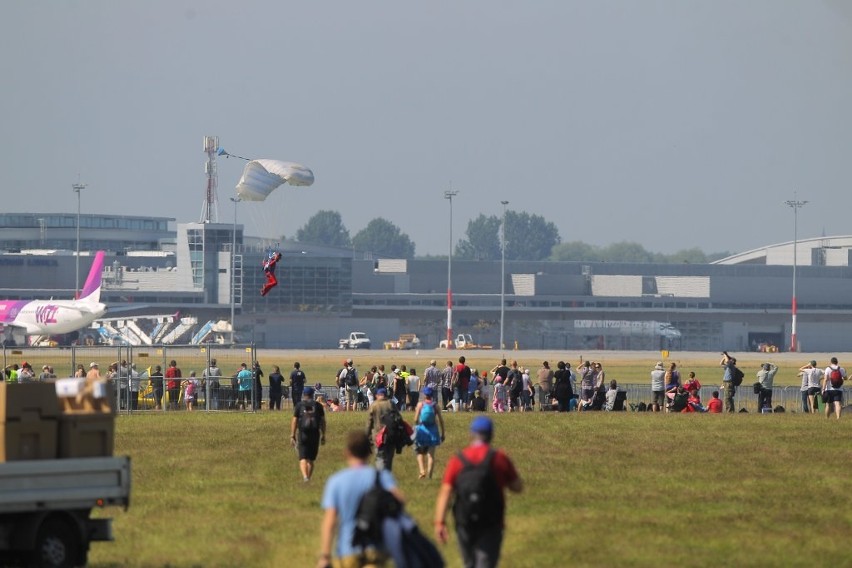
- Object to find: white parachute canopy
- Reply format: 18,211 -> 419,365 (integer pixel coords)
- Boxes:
235,159 -> 315,201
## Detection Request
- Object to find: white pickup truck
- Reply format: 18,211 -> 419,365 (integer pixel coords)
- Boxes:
338,331 -> 372,349
0,456 -> 131,567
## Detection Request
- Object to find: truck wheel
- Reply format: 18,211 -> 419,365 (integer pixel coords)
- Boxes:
32,518 -> 82,568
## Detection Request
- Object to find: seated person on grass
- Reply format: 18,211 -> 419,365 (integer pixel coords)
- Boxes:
685,391 -> 705,413
669,386 -> 689,412
705,390 -> 723,413
470,390 -> 487,412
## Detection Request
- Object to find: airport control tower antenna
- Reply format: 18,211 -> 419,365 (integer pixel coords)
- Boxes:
201,136 -> 219,223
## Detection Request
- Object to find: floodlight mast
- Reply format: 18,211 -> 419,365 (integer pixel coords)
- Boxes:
500,200 -> 509,351
785,193 -> 808,352
72,181 -> 87,298
444,189 -> 458,349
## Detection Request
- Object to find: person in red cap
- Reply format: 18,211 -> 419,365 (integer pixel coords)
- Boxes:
434,416 -> 523,567
17,362 -> 34,383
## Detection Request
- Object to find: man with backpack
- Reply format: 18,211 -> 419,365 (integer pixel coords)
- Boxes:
822,357 -> 847,420
318,431 -> 401,568
434,416 -> 523,568
366,388 -> 400,471
290,386 -> 326,482
339,359 -> 359,412
506,360 -> 523,412
720,352 -> 742,413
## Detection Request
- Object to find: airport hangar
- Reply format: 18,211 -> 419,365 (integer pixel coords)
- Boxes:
1,213 -> 851,351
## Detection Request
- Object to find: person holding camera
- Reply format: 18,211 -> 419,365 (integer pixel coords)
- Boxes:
755,362 -> 778,412
720,352 -> 737,413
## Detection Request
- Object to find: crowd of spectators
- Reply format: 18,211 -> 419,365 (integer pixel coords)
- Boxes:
4,353 -> 847,417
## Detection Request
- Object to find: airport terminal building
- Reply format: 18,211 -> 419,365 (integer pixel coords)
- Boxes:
1,214 -> 851,351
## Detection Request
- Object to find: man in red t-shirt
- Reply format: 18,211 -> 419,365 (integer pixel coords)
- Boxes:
434,416 -> 523,567
706,390 -> 723,413
164,359 -> 182,410
453,356 -> 472,410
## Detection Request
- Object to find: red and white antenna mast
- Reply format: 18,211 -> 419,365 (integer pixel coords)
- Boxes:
201,136 -> 219,223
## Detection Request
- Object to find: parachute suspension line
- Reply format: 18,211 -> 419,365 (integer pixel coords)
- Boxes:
217,148 -> 252,161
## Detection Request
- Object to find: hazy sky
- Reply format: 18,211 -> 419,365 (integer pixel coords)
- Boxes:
2,1 -> 851,257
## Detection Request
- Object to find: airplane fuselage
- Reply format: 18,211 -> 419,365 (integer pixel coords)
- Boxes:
0,299 -> 107,335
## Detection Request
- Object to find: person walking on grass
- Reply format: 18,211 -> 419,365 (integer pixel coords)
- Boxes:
434,416 -> 523,568
366,387 -> 397,471
291,386 -> 326,482
413,386 -> 445,480
823,357 -> 847,420
317,431 -> 402,568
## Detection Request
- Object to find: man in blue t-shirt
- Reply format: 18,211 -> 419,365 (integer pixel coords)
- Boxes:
318,431 -> 402,567
236,363 -> 253,410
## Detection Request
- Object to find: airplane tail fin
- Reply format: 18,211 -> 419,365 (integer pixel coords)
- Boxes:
79,251 -> 105,302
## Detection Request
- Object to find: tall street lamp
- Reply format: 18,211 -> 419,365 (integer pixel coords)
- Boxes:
230,196 -> 242,344
444,190 -> 458,348
785,193 -> 808,352
500,200 -> 509,351
72,182 -> 86,297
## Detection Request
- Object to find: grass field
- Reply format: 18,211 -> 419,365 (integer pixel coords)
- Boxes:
85,350 -> 852,567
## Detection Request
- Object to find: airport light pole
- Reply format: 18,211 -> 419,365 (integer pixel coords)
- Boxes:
785,193 -> 808,352
72,182 -> 86,297
444,190 -> 458,348
230,197 -> 241,344
500,200 -> 509,350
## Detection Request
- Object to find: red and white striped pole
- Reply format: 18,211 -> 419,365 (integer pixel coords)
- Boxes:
785,194 -> 807,352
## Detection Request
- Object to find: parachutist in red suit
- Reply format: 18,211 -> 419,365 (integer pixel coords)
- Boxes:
260,251 -> 282,297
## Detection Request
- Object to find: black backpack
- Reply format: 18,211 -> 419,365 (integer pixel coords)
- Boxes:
353,470 -> 445,568
731,366 -> 744,387
298,401 -> 320,436
452,448 -> 502,529
381,407 -> 411,453
345,367 -> 358,387
508,370 -> 523,395
353,470 -> 403,548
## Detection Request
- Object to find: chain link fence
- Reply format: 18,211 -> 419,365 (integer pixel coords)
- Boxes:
2,343 -> 259,414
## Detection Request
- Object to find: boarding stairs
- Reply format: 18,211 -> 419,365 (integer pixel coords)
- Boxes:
160,317 -> 197,344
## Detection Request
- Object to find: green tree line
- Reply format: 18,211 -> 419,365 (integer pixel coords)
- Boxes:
291,210 -> 728,263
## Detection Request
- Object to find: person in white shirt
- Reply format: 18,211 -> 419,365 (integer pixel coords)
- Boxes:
798,360 -> 822,414
407,369 -> 421,408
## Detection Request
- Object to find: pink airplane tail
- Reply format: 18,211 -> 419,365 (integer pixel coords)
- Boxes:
79,251 -> 105,301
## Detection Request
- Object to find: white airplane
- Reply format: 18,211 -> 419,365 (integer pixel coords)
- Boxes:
0,251 -> 107,336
